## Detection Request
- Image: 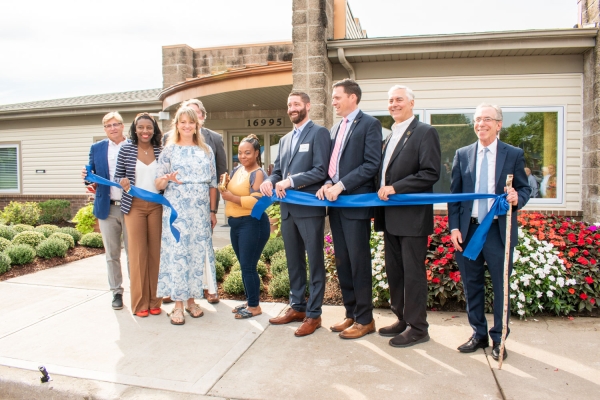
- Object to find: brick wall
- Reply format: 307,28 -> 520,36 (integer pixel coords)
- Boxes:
0,195 -> 90,220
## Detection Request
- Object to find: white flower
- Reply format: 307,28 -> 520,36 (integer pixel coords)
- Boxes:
517,302 -> 523,309
372,270 -> 377,276
518,309 -> 525,316
518,292 -> 525,301
510,282 -> 518,290
383,283 -> 389,289
510,294 -> 516,299
557,277 -> 565,287
538,304 -> 544,310
549,285 -> 556,291
535,291 -> 542,298
548,275 -> 555,281
377,245 -> 384,251
376,274 -> 382,281
546,291 -> 553,298
535,279 -> 541,285
378,281 -> 385,288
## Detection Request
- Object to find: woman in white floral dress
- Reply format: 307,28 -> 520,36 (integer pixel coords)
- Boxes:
155,106 -> 218,325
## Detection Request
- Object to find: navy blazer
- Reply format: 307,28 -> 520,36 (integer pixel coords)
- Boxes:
448,140 -> 531,246
328,110 -> 382,220
267,120 -> 331,219
88,139 -> 129,220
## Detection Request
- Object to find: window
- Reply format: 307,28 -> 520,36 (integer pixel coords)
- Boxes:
0,144 -> 20,193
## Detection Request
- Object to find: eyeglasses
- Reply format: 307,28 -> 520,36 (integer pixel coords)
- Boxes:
103,123 -> 122,129
474,117 -> 499,123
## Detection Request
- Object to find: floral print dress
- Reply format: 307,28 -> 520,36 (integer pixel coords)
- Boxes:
156,144 -> 218,300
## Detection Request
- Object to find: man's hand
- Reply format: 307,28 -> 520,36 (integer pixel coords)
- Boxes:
260,181 -> 273,197
274,179 -> 292,198
377,185 -> 396,201
120,178 -> 131,193
81,166 -> 88,181
451,230 -> 463,252
325,182 -> 343,202
505,187 -> 518,206
316,183 -> 332,200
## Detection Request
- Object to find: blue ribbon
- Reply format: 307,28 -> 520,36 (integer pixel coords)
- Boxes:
252,190 -> 509,260
85,166 -> 180,242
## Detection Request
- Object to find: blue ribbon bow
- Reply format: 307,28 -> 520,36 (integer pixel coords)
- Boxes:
85,166 -> 180,242
251,191 -> 509,260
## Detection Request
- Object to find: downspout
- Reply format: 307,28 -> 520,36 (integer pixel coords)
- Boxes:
337,48 -> 356,81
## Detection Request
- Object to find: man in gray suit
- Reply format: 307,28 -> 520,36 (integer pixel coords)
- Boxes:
260,91 -> 331,337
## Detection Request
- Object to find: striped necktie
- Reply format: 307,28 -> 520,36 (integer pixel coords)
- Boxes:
328,118 -> 348,180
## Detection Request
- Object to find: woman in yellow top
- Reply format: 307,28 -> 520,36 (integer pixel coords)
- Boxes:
220,134 -> 270,319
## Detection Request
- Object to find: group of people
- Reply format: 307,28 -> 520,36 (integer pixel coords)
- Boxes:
85,78 -> 531,360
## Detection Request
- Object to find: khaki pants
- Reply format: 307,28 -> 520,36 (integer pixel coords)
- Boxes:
124,198 -> 163,313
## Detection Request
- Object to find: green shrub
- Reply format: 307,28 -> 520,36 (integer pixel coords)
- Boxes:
80,232 -> 104,248
215,261 -> 225,282
0,252 -> 11,274
268,270 -> 290,298
270,256 -> 287,276
6,244 -> 36,265
59,227 -> 82,244
270,249 -> 286,264
223,270 -> 263,295
230,261 -> 241,272
257,260 -> 267,277
0,201 -> 41,226
36,238 -> 69,259
38,199 -> 71,224
49,232 -> 75,249
12,231 -> 46,248
262,236 -> 284,261
34,224 -> 60,238
12,224 -> 35,234
0,225 -> 17,240
215,245 -> 236,269
73,203 -> 96,234
0,237 -> 12,253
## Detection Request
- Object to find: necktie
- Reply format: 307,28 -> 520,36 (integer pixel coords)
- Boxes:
477,147 -> 489,222
291,129 -> 300,154
328,118 -> 348,180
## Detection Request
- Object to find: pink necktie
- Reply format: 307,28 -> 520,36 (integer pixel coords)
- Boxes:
328,118 -> 348,179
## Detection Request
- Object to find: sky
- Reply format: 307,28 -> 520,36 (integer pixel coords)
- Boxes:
0,0 -> 578,105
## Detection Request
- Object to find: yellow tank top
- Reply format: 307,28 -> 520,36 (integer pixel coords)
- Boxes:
224,167 -> 266,218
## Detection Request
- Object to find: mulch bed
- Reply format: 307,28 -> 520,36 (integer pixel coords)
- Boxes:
0,247 -> 105,282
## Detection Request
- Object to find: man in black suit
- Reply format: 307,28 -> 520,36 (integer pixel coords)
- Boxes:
449,103 -> 531,360
260,91 -> 331,337
374,85 -> 441,348
316,79 -> 382,339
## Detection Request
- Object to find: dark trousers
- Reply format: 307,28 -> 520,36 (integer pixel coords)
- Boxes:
228,214 -> 270,307
281,213 -> 326,318
384,233 -> 429,334
329,208 -> 373,325
455,222 -> 513,343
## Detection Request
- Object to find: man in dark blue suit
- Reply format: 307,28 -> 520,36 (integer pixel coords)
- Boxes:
449,104 -> 531,360
317,79 -> 382,339
84,112 -> 129,310
261,91 -> 331,337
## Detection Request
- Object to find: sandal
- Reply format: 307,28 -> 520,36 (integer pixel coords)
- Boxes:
185,303 -> 204,318
168,308 -> 185,325
232,303 -> 248,313
235,308 -> 262,319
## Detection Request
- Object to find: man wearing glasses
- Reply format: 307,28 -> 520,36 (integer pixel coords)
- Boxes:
83,112 -> 129,310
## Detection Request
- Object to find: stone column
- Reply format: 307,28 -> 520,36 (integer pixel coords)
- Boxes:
292,0 -> 334,129
162,45 -> 194,89
580,0 -> 600,223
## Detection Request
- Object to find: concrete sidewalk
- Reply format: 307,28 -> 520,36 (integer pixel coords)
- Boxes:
0,253 -> 599,400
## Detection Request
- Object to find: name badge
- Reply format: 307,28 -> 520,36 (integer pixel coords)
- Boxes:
299,143 -> 309,152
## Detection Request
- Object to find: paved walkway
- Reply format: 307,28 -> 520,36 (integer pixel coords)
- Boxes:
1,245 -> 599,398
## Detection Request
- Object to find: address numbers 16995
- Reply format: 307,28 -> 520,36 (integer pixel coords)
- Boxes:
246,118 -> 283,127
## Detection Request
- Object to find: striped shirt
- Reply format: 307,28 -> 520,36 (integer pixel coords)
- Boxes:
114,143 -> 162,214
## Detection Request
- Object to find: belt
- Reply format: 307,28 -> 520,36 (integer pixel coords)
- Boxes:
470,217 -> 498,225
110,200 -> 121,206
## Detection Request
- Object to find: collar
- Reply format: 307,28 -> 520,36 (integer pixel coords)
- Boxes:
391,115 -> 415,135
343,108 -> 360,124
477,138 -> 497,156
108,137 -> 126,147
294,119 -> 311,133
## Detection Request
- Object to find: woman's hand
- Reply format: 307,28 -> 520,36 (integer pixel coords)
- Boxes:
220,189 -> 234,202
120,178 -> 131,193
210,212 -> 217,231
164,171 -> 182,184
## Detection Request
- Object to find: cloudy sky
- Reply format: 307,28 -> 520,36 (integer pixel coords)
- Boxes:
0,0 -> 578,105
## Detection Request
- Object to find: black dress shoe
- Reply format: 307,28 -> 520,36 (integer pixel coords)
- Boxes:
457,336 -> 489,353
389,328 -> 430,348
491,342 -> 508,361
112,293 -> 123,310
379,319 -> 408,337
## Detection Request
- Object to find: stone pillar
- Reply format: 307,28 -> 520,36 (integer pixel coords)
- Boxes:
580,0 -> 600,223
162,45 -> 194,89
292,0 -> 334,129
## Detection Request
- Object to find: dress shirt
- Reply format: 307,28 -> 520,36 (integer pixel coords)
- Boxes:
472,139 -> 497,218
287,119 -> 310,188
380,116 -> 415,187
329,108 -> 361,189
107,138 -> 126,201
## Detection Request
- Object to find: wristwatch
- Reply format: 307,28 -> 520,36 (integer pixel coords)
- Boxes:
210,209 -> 218,214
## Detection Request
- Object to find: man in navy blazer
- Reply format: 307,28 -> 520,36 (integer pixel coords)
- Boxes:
260,91 -> 331,337
317,79 -> 382,339
85,112 -> 129,310
449,103 -> 531,361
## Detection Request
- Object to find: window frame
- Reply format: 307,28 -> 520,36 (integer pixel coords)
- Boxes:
0,142 -> 22,194
365,110 -> 424,140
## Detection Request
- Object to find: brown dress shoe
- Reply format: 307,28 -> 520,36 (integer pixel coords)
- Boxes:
204,290 -> 219,304
269,308 -> 306,325
339,319 -> 376,339
330,318 -> 354,332
295,317 -> 322,337
162,297 -> 173,304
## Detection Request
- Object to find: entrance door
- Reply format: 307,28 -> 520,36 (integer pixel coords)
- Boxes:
229,132 -> 287,175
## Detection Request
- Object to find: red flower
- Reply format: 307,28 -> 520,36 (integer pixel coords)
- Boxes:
434,227 -> 442,234
591,298 -> 596,305
580,293 -> 588,300
583,250 -> 589,256
567,233 -> 576,242
437,246 -> 444,253
439,268 -> 445,274
432,277 -> 440,284
577,257 -> 589,266
449,271 -> 461,282
427,237 -> 432,247
591,259 -> 597,265
568,288 -> 575,294
446,253 -> 454,259
440,258 -> 448,265
585,276 -> 594,284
